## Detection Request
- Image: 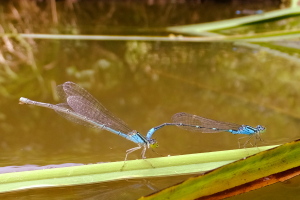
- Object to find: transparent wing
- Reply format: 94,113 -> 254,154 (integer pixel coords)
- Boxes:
54,103 -> 100,129
56,81 -> 133,134
172,112 -> 241,133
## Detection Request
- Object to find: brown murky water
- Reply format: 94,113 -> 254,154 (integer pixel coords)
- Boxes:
0,1 -> 299,199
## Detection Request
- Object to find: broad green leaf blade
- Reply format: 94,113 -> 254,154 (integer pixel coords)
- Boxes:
139,140 -> 300,200
0,146 -> 277,193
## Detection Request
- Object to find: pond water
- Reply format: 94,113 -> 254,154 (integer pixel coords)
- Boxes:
0,1 -> 300,199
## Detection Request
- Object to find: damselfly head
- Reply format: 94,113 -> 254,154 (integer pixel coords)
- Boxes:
148,138 -> 159,149
256,125 -> 266,133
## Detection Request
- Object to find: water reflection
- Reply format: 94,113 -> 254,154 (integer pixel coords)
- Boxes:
1,41 -> 299,164
1,39 -> 298,199
0,163 -> 85,174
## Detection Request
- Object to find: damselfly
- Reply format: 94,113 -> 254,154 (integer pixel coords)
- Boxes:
146,112 -> 265,147
19,82 -> 158,160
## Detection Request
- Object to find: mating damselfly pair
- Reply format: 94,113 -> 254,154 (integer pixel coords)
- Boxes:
19,82 -> 266,160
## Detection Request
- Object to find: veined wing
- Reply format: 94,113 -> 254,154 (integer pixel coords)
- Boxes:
56,81 -> 133,134
172,112 -> 241,133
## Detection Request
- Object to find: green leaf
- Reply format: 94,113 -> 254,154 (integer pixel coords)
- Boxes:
167,7 -> 300,35
0,145 -> 277,193
139,140 -> 300,200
